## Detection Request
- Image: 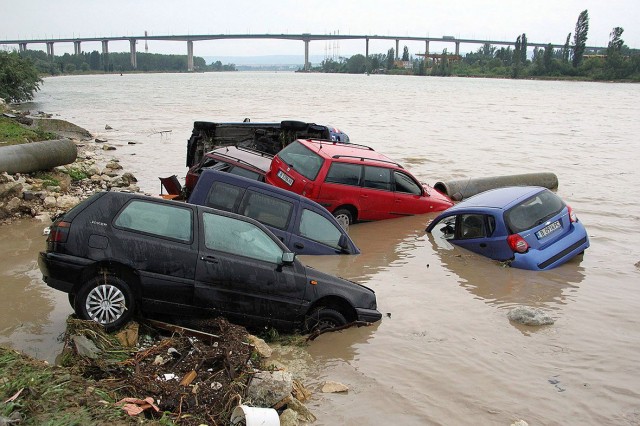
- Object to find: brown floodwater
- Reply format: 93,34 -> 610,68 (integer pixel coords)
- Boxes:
2,73 -> 639,424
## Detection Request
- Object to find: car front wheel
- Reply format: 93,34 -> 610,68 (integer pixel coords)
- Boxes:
305,307 -> 347,333
75,275 -> 134,332
333,209 -> 353,229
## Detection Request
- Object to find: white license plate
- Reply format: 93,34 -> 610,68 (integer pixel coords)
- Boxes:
277,170 -> 294,186
536,220 -> 561,239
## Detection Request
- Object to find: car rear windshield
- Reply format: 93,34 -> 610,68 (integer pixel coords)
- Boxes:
505,189 -> 566,233
277,142 -> 324,180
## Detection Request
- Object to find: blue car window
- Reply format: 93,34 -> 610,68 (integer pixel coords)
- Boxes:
460,214 -> 486,239
299,209 -> 343,249
205,182 -> 245,212
505,190 -> 565,233
239,190 -> 293,230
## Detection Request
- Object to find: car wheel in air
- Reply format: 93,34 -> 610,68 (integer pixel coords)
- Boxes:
305,307 -> 347,333
333,209 -> 353,229
75,275 -> 134,332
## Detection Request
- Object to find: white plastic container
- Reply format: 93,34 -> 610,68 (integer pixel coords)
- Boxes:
230,405 -> 280,426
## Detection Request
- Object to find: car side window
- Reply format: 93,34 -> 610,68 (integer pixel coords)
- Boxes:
364,166 -> 392,191
229,166 -> 261,181
460,214 -> 487,239
299,209 -> 342,249
325,163 -> 362,186
202,212 -> 283,263
115,200 -> 192,242
239,190 -> 293,230
394,171 -> 422,195
205,182 -> 245,212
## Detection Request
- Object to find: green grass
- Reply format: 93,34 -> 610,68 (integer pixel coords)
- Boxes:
0,347 -> 132,425
0,116 -> 58,146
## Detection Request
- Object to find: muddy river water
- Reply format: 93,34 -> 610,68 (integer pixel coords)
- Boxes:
1,73 -> 640,425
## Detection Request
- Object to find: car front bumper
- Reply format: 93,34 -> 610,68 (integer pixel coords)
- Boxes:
356,307 -> 383,324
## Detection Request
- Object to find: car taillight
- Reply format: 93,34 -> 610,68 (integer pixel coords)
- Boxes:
48,221 -> 71,243
567,205 -> 578,223
507,234 -> 529,253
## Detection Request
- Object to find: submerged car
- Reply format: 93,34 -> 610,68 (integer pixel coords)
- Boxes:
425,186 -> 589,270
188,169 -> 360,255
265,139 -> 453,227
38,192 -> 381,331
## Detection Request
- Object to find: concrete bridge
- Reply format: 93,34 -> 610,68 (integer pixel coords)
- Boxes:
0,33 -> 608,72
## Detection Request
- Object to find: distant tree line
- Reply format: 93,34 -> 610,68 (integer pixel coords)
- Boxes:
311,10 -> 640,81
15,49 -> 235,75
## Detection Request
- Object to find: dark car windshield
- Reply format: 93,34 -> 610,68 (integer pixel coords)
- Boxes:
277,142 -> 324,180
505,189 -> 566,233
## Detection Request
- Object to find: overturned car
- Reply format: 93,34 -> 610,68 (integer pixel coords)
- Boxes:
186,119 -> 349,169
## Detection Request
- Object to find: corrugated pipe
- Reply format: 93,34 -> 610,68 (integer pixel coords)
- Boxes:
434,172 -> 559,201
0,139 -> 78,174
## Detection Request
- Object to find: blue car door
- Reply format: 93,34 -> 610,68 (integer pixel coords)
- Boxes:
453,213 -> 513,261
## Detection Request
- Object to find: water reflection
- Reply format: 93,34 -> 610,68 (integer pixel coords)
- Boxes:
426,231 -> 586,309
301,214 -> 438,283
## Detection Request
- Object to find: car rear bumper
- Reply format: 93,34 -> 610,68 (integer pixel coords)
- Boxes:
512,222 -> 590,270
38,251 -> 94,293
356,307 -> 383,323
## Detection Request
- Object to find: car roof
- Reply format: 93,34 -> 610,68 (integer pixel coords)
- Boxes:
446,186 -> 545,212
208,146 -> 272,172
295,139 -> 403,168
196,168 -> 325,208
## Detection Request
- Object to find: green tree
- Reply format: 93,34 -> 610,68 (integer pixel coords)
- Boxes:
402,46 -> 409,61
0,51 -> 42,102
608,27 -> 624,53
345,54 -> 367,74
572,9 -> 589,68
543,43 -> 554,73
520,33 -> 528,64
386,48 -> 395,69
562,33 -> 571,63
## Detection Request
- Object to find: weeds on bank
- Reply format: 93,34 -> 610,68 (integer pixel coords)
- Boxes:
258,327 -> 308,347
0,117 -> 57,145
0,347 -> 129,425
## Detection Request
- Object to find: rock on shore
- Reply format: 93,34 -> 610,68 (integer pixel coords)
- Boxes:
0,116 -> 141,223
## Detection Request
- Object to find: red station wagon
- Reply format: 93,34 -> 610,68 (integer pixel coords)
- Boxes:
265,139 -> 453,227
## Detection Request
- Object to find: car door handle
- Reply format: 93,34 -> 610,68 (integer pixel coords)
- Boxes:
201,255 -> 219,263
294,242 -> 304,249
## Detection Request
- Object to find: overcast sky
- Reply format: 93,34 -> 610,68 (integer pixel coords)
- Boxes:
1,0 -> 638,58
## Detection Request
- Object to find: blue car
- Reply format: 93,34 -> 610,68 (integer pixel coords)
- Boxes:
425,186 -> 589,270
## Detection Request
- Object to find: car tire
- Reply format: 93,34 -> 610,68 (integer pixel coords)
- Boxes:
333,209 -> 353,229
75,275 -> 134,332
305,307 -> 347,333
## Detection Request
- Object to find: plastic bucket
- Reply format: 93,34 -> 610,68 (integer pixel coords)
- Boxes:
230,405 -> 280,426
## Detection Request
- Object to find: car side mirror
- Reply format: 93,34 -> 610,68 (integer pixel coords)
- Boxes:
281,252 -> 295,265
338,234 -> 352,254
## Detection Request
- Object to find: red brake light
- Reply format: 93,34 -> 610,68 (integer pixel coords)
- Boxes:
507,234 -> 529,253
567,205 -> 578,223
48,221 -> 71,243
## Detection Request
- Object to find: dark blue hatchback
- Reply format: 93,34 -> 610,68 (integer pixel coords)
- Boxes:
188,169 -> 360,256
426,186 -> 589,270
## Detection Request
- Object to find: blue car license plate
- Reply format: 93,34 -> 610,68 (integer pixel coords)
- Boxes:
535,220 -> 561,239
277,170 -> 294,186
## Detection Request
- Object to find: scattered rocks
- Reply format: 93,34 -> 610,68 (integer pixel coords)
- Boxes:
105,124 -> 113,130
322,380 -> 349,393
95,137 -> 108,143
247,335 -> 273,358
247,370 -> 293,407
507,306 -> 555,326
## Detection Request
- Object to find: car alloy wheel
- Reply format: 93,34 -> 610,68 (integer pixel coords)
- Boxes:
85,284 -> 126,325
333,209 -> 353,230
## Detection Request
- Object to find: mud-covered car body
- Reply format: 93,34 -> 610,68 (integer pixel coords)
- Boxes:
186,119 -> 349,169
38,192 -> 381,331
426,186 -> 589,270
